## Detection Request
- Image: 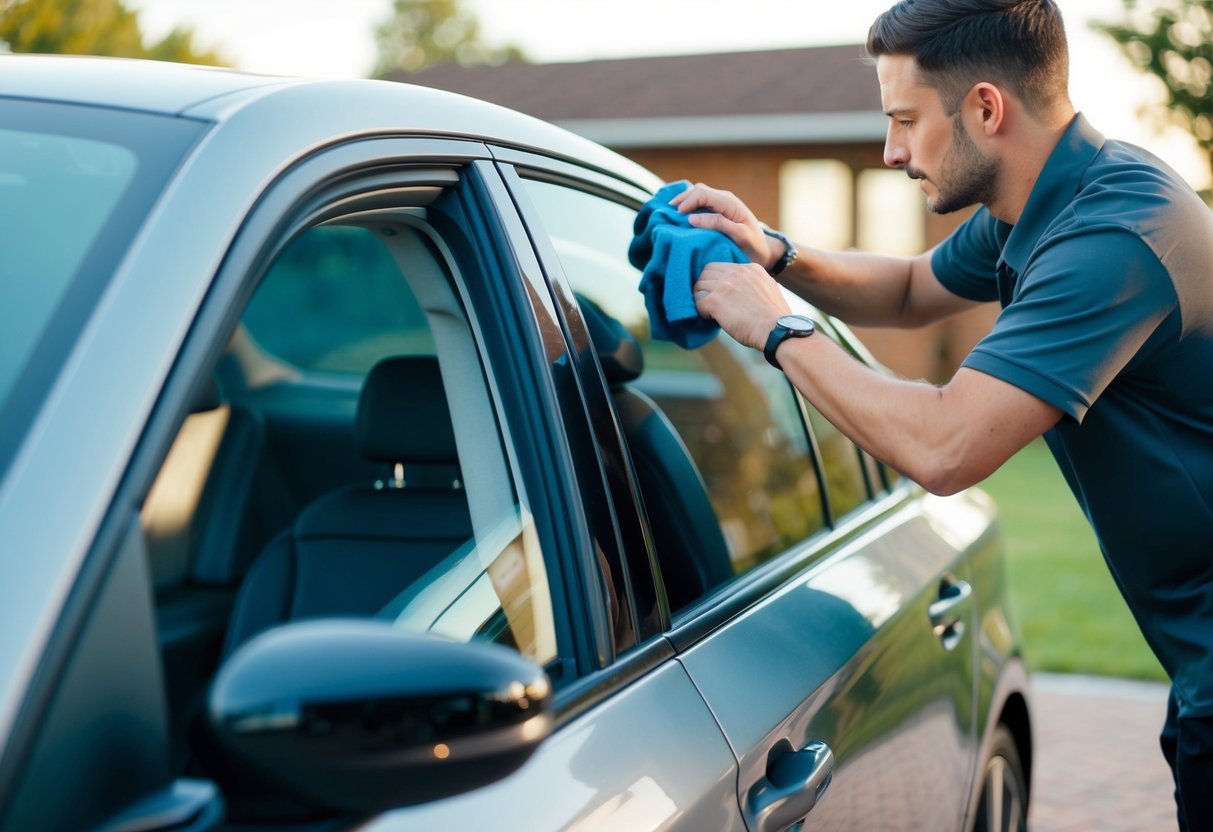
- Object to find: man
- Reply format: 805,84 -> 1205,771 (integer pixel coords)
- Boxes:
679,0 -> 1213,826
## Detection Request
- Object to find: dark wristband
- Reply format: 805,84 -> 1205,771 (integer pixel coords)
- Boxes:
762,228 -> 798,276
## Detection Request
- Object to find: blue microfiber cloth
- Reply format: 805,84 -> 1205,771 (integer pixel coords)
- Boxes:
628,180 -> 750,349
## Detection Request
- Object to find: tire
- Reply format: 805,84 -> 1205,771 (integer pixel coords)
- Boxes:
971,725 -> 1029,832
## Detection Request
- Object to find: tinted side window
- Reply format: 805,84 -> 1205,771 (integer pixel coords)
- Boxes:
640,339 -> 825,571
519,178 -> 825,608
802,401 -> 870,520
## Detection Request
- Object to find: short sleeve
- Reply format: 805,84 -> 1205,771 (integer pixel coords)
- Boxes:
961,228 -> 1177,422
931,208 -> 1006,302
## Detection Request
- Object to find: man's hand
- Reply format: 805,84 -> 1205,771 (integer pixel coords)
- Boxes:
670,183 -> 780,270
693,262 -> 792,350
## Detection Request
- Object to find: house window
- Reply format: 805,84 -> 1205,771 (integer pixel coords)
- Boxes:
857,168 -> 925,255
779,160 -> 853,250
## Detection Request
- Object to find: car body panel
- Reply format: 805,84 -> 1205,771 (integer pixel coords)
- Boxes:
364,660 -> 745,831
680,490 -> 988,829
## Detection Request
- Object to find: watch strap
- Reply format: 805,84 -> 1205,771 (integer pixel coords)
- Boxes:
762,228 -> 798,276
763,316 -> 814,370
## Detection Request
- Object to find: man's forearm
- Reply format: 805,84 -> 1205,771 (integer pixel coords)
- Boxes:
774,332 -> 1060,495
775,244 -> 975,329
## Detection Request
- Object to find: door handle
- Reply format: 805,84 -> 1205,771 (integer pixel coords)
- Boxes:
928,578 -> 972,650
745,740 -> 834,832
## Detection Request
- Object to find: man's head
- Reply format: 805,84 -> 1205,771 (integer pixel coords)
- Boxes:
868,1 -> 1072,216
867,0 -> 1070,119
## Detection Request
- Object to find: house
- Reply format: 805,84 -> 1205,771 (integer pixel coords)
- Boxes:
398,46 -> 998,382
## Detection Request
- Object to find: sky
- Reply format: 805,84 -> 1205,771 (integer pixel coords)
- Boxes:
128,0 -> 1210,188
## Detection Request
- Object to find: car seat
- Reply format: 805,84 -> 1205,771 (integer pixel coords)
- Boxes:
221,355 -> 472,657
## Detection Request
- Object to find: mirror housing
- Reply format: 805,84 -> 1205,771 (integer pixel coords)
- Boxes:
206,619 -> 553,813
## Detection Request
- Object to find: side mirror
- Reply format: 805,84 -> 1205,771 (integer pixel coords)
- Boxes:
206,619 -> 553,813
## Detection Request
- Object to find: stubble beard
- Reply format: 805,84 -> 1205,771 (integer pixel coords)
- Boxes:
916,116 -> 1000,215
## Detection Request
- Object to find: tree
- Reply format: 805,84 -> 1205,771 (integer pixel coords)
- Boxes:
0,0 -> 226,65
373,0 -> 524,77
1093,1 -> 1213,192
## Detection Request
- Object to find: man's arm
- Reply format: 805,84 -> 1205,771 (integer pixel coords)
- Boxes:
673,183 -> 981,328
782,342 -> 1060,494
693,261 -> 1060,494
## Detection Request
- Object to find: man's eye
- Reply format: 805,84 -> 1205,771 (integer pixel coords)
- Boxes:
899,119 -> 914,128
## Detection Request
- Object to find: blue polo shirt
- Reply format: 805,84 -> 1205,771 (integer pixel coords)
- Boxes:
932,114 -> 1213,715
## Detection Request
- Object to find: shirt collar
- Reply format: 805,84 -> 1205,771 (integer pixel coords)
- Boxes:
998,113 -> 1105,276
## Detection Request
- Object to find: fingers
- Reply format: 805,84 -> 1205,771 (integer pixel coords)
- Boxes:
671,182 -> 744,221
695,262 -> 789,308
667,181 -> 772,264
686,211 -> 742,236
693,263 -> 791,348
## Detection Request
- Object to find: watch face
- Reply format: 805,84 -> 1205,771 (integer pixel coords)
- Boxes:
776,314 -> 815,334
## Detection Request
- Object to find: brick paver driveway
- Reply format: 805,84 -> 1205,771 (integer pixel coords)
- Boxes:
1029,674 -> 1174,831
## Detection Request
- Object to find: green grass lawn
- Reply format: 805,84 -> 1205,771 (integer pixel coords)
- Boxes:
977,439 -> 1168,682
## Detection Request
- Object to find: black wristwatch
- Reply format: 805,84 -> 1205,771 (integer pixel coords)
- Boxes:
763,314 -> 815,370
762,228 -> 798,276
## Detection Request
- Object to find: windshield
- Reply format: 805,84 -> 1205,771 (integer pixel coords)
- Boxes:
0,99 -> 206,474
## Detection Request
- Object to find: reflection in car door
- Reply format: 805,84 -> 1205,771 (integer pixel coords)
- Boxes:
677,492 -> 985,830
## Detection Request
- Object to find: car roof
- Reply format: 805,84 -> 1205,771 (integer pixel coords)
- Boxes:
0,54 -> 661,192
0,54 -> 294,112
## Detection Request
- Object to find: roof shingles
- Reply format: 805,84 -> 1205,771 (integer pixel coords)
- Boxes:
394,44 -> 881,121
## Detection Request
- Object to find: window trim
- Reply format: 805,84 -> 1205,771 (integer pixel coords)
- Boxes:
499,161 -> 674,642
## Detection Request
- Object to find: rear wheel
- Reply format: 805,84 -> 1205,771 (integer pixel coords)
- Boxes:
971,725 -> 1028,832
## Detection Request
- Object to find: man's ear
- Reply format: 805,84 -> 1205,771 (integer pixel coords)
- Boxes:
967,82 -> 1006,136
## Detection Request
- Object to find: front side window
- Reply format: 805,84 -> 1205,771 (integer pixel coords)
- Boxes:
519,178 -> 825,609
152,213 -> 558,669
243,225 -> 435,373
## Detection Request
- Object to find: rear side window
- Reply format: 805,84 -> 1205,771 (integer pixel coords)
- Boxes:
801,402 -> 870,520
519,178 -> 826,609
640,338 -> 826,570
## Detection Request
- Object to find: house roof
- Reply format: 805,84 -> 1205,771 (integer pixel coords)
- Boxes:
395,45 -> 888,148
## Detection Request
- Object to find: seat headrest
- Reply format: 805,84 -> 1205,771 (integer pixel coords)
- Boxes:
356,356 -> 458,464
579,297 -> 644,384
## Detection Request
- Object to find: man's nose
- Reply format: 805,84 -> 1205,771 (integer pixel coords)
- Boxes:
884,128 -> 907,169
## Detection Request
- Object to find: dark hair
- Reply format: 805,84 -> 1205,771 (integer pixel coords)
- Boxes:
867,0 -> 1069,116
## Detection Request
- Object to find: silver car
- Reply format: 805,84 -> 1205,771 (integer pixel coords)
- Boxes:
0,56 -> 1032,832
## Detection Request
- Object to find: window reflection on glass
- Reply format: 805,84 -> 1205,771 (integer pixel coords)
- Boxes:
520,178 -> 826,597
1,128 -> 136,417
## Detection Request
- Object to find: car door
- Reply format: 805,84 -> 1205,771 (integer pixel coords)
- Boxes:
502,159 -> 985,831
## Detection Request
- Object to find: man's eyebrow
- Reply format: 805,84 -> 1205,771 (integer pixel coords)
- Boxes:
884,106 -> 916,118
